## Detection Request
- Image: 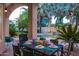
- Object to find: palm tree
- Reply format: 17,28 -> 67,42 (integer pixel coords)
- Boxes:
74,4 -> 79,25
38,3 -> 58,33
38,4 -> 52,33
65,9 -> 75,25
38,3 -> 78,33
57,24 -> 79,55
37,6 -> 45,33
54,10 -> 65,29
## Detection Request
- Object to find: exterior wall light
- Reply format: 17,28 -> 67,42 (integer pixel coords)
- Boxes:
4,8 -> 7,12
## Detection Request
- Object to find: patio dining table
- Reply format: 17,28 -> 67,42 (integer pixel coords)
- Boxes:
21,40 -> 63,56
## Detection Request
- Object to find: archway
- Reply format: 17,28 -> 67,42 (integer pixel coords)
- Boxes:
3,4 -> 28,37
9,6 -> 28,37
0,3 -> 38,55
3,3 -> 38,39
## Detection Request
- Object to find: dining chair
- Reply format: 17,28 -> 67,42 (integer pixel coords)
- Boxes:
21,47 -> 33,56
33,50 -> 45,56
12,45 -> 21,56
50,39 -> 58,44
19,34 -> 28,46
50,39 -> 63,56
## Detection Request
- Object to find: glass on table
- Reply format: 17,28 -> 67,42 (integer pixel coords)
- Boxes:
45,40 -> 51,46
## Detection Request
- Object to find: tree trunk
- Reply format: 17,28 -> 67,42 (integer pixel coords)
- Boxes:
68,38 -> 74,55
48,18 -> 51,33
70,42 -> 74,51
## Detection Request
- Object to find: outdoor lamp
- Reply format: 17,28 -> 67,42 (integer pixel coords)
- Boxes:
4,8 -> 7,12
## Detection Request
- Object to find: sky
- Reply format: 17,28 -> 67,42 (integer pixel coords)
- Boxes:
51,16 -> 69,24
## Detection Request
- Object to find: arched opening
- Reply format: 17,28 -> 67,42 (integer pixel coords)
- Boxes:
9,6 -> 28,37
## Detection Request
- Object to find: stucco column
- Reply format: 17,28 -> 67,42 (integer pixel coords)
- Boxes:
3,6 -> 9,37
28,4 -> 37,39
0,4 -> 5,54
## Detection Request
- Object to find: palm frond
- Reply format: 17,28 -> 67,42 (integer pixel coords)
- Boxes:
57,29 -> 64,35
72,25 -> 77,34
57,24 -> 79,41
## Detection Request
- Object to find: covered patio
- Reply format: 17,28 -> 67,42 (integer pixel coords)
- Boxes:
0,3 -> 79,56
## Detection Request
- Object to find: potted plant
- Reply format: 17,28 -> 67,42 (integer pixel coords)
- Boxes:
57,24 -> 79,54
